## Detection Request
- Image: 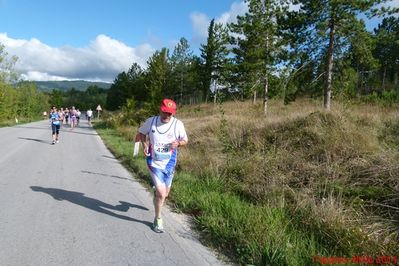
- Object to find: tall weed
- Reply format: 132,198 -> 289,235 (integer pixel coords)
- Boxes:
99,99 -> 399,265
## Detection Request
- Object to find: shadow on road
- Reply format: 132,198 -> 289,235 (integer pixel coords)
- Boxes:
15,124 -> 98,136
19,137 -> 51,145
63,129 -> 98,136
30,186 -> 152,228
15,125 -> 49,131
81,170 -> 137,182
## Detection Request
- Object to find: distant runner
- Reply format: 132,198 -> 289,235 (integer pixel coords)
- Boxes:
69,106 -> 77,130
137,98 -> 188,233
49,106 -> 61,144
76,109 -> 81,126
86,109 -> 93,126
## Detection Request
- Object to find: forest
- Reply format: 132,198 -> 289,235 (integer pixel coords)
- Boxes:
103,0 -> 399,117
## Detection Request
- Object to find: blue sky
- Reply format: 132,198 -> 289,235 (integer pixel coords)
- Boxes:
0,0 -> 246,82
0,0 -> 397,83
0,0 -> 240,48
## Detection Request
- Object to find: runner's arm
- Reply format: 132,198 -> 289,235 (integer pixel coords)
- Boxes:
137,132 -> 150,156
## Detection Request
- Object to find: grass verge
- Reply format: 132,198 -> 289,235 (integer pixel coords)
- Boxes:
94,99 -> 399,265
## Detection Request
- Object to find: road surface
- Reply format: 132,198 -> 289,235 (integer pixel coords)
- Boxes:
0,120 -> 226,266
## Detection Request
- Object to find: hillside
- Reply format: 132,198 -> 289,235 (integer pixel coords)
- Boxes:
95,99 -> 399,265
33,80 -> 111,91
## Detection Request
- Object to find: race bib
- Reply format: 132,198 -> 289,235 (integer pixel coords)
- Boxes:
154,143 -> 171,160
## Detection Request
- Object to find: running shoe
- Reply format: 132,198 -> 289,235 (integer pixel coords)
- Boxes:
153,218 -> 164,233
56,140 -> 59,143
52,140 -> 55,145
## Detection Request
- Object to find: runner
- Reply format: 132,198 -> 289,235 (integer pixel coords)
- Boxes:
59,107 -> 65,128
86,109 -> 93,126
64,107 -> 69,124
49,106 -> 61,144
69,106 -> 77,130
137,98 -> 188,233
76,109 -> 81,126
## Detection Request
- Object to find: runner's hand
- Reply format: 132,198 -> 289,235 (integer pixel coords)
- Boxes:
143,144 -> 150,156
171,140 -> 180,149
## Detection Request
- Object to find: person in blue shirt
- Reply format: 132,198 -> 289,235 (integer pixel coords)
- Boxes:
49,106 -> 61,144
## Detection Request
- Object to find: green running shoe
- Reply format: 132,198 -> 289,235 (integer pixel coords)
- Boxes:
153,217 -> 164,233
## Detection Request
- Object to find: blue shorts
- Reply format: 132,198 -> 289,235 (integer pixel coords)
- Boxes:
52,123 -> 60,134
147,166 -> 174,188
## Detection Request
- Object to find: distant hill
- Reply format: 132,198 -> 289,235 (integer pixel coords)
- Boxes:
33,80 -> 112,91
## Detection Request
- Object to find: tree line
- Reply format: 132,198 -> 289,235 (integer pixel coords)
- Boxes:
1,0 -> 398,123
0,42 -> 107,123
0,45 -> 49,123
106,0 -> 399,114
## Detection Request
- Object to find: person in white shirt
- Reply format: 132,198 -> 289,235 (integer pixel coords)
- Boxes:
137,98 -> 188,233
86,109 -> 93,125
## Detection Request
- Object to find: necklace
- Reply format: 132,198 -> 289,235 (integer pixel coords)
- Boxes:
155,116 -> 174,134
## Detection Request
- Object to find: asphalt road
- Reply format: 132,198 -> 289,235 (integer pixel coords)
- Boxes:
0,119 -> 226,266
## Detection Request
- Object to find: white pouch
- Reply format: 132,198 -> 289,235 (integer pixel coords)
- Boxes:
133,142 -> 140,157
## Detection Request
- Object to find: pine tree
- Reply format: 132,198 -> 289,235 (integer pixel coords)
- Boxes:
106,72 -> 131,110
170,38 -> 194,104
288,0 -> 396,109
144,48 -> 170,113
200,19 -> 230,103
373,16 -> 399,89
230,0 -> 289,114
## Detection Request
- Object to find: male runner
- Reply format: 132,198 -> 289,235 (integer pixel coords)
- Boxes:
137,99 -> 188,233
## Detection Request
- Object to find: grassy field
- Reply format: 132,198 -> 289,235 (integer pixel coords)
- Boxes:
94,99 -> 399,265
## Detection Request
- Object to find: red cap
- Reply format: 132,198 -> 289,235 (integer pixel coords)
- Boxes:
160,98 -> 177,115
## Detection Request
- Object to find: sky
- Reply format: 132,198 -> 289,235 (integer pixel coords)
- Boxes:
0,0 -> 398,83
0,0 -> 247,83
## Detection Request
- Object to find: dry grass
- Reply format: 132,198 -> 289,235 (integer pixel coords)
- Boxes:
101,98 -> 399,264
176,98 -> 399,255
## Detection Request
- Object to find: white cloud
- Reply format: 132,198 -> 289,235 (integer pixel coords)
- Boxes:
216,1 -> 248,25
0,33 -> 155,82
190,1 -> 247,45
389,0 -> 399,7
21,71 -> 71,81
190,12 -> 210,44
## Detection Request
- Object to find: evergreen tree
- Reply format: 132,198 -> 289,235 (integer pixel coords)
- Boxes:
170,38 -> 194,104
200,19 -> 230,103
106,63 -> 146,111
106,72 -> 129,110
373,16 -> 399,89
126,63 -> 146,104
348,24 -> 379,95
144,48 -> 171,113
186,55 -> 204,104
288,0 -> 396,109
48,89 -> 65,108
230,0 -> 289,114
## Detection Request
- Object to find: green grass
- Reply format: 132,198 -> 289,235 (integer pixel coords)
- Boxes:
0,116 -> 43,127
93,126 -> 326,265
94,99 -> 399,265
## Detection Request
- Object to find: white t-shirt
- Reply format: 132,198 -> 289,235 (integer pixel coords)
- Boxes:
139,116 -> 188,170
